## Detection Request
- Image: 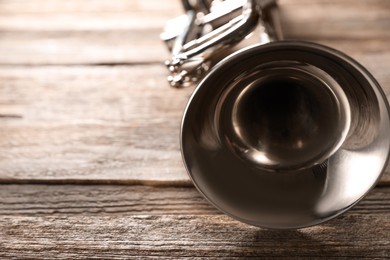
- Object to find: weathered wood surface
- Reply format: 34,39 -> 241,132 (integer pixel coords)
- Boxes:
0,185 -> 217,215
1,213 -> 388,259
0,185 -> 389,215
0,0 -> 390,184
0,0 -> 388,65
0,185 -> 388,258
0,0 -> 389,258
0,65 -> 192,184
0,214 -> 389,259
1,63 -> 390,184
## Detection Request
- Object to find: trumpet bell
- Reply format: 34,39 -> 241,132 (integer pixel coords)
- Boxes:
162,0 -> 390,229
181,41 -> 390,228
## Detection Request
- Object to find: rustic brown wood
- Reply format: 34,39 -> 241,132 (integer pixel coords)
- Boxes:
0,185 -> 388,258
0,0 -> 181,64
1,63 -> 390,184
280,0 -> 390,39
0,185 -> 217,215
0,65 -> 191,184
0,213 -> 389,258
0,0 -> 389,257
0,0 -> 388,65
0,185 -> 388,215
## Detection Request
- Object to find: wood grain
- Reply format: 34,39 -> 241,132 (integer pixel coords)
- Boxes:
0,0 -> 388,65
0,185 -> 388,258
0,185 -> 388,215
0,64 -> 388,183
0,214 -> 388,258
0,0 -> 181,64
0,0 -> 389,257
279,0 -> 390,39
0,63 -> 390,184
0,65 -> 191,184
0,185 -> 217,215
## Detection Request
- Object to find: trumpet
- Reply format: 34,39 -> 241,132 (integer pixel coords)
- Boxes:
161,0 -> 390,229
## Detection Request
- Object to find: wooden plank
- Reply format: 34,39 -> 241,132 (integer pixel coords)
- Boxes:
0,123 -> 188,184
279,0 -> 390,39
0,185 -> 388,258
0,0 -> 181,65
0,0 -> 388,65
0,185 -> 388,215
1,58 -> 387,122
0,185 -> 389,215
0,1 -> 387,257
0,0 -> 388,36
1,64 -> 390,184
0,214 -> 388,258
0,65 -> 191,183
0,65 -> 191,123
0,0 -> 181,17
0,31 -> 168,65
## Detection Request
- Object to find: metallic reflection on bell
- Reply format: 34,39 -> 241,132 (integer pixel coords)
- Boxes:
161,0 -> 390,229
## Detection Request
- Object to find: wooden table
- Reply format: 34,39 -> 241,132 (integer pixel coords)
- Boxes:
0,0 -> 389,258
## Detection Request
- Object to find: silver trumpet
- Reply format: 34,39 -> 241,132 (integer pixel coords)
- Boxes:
161,0 -> 390,229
